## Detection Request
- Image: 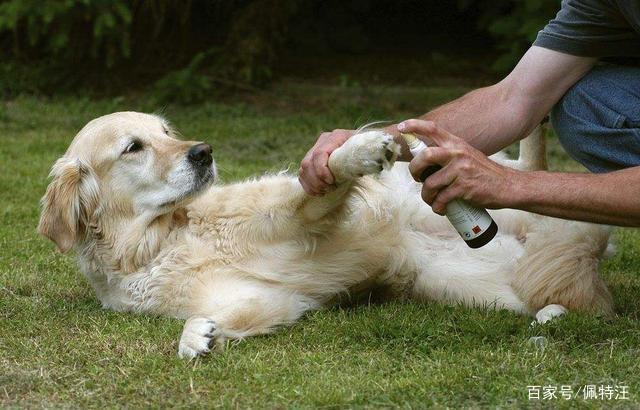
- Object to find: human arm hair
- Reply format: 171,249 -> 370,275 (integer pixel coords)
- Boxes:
387,46 -> 597,159
300,46 -> 597,195
400,119 -> 640,227
511,169 -> 640,226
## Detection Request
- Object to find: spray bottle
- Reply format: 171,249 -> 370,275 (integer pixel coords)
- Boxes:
401,133 -> 498,248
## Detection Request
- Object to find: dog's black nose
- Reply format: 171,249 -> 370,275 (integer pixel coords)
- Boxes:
188,143 -> 212,166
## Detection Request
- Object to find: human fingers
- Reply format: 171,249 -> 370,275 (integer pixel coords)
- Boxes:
397,119 -> 462,148
299,130 -> 352,195
430,180 -> 466,215
420,166 -> 458,206
408,146 -> 452,182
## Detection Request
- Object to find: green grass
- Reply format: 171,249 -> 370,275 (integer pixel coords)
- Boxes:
1,83 -> 639,408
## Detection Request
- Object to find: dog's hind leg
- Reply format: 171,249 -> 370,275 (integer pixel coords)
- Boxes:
490,124 -> 548,171
512,220 -> 614,317
534,304 -> 568,324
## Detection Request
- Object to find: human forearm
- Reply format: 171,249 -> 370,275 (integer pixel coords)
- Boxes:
510,169 -> 640,226
300,47 -> 596,196
420,84 -> 537,154
386,84 -> 541,161
390,47 -> 597,160
401,119 -> 640,227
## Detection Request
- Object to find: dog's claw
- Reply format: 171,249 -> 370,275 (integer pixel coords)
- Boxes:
178,317 -> 219,359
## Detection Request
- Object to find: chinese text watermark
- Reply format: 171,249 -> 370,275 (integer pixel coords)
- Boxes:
527,385 -> 629,401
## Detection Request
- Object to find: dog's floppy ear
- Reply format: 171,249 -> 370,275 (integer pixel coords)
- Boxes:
38,157 -> 99,253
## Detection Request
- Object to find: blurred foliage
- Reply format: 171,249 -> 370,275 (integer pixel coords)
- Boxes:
0,0 -> 561,100
152,52 -> 214,105
222,0 -> 298,86
0,0 -> 241,97
459,0 -> 559,72
0,0 -> 132,65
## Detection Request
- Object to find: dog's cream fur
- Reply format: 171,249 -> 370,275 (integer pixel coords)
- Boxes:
39,112 -> 614,358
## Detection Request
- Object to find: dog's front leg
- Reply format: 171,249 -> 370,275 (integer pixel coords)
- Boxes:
300,130 -> 399,221
327,130 -> 399,183
177,281 -> 319,359
178,317 -> 219,359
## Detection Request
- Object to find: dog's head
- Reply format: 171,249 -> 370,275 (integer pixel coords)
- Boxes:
38,112 -> 216,255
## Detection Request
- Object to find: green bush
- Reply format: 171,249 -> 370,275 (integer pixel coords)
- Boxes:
0,0 -> 293,98
152,53 -> 213,105
0,0 -> 132,66
0,0 -> 562,96
460,0 -> 559,72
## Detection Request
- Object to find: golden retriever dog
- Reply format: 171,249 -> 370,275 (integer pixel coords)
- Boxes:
38,112 -> 613,358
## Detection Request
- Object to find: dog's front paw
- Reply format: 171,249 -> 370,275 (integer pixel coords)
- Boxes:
178,316 -> 218,359
328,130 -> 400,182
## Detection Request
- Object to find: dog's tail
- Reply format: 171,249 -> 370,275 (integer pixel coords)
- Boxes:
517,124 -> 548,171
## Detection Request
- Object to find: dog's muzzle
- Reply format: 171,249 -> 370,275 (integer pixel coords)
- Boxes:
188,143 -> 213,167
187,143 -> 216,189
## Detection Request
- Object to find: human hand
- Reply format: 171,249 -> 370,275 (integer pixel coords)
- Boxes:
398,119 -> 520,215
299,129 -> 355,196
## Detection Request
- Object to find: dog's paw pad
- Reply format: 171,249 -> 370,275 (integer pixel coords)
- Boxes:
384,143 -> 396,161
330,131 -> 400,180
377,135 -> 401,170
178,317 -> 218,359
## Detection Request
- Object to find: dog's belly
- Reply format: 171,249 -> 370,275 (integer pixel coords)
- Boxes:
350,166 -> 531,310
181,166 -> 532,311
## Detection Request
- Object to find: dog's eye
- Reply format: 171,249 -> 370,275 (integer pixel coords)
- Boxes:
123,140 -> 143,154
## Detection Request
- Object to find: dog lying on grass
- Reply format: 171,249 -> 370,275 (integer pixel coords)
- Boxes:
38,112 -> 613,358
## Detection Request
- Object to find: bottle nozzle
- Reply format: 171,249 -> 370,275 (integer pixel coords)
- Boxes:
400,132 -> 421,150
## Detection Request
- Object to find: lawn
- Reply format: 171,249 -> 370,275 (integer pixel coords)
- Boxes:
1,82 -> 639,408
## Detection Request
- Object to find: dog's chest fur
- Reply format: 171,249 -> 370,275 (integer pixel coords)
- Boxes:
77,174 -> 411,315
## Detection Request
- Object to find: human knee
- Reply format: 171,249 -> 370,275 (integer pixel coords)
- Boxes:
552,65 -> 639,133
550,72 -> 593,139
550,91 -> 585,162
550,67 -> 622,170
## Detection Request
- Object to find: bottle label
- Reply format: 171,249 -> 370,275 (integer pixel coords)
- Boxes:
445,199 -> 494,241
